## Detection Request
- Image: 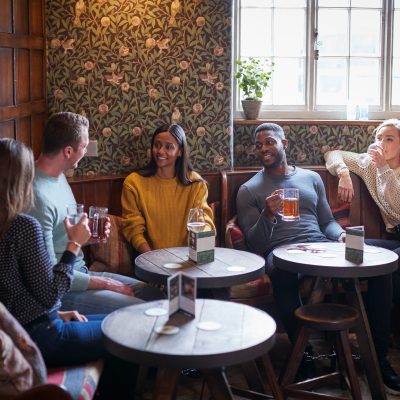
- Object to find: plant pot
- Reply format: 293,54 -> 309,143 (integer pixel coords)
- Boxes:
241,99 -> 262,120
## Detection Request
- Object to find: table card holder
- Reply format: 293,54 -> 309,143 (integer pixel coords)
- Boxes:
189,230 -> 215,264
345,226 -> 364,264
167,272 -> 196,317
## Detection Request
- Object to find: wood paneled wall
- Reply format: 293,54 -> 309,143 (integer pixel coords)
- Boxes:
0,0 -> 46,157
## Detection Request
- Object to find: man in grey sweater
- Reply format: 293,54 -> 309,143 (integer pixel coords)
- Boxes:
236,123 -> 400,393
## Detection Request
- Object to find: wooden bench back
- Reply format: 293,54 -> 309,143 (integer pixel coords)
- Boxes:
69,167 -> 386,247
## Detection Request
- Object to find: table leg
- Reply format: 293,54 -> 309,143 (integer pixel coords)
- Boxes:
346,278 -> 387,400
241,360 -> 265,393
202,368 -> 234,400
152,367 -> 180,400
307,276 -> 331,304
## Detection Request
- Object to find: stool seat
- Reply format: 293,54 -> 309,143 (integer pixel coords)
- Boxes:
295,303 -> 359,331
281,304 -> 362,400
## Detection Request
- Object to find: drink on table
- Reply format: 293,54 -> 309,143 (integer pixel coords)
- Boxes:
187,208 -> 205,232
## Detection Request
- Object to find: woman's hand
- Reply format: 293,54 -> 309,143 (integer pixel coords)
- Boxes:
338,170 -> 354,203
58,310 -> 88,322
64,214 -> 91,247
369,145 -> 387,168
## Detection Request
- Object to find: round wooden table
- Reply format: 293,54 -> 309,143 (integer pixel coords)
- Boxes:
102,299 -> 278,399
273,242 -> 398,400
135,247 -> 265,289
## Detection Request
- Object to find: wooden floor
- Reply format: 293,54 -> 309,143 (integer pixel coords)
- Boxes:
142,332 -> 400,399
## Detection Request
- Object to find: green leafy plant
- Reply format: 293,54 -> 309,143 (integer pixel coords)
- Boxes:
235,57 -> 274,100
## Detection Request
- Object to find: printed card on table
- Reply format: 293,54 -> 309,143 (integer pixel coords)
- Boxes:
167,272 -> 196,317
345,226 -> 365,264
189,230 -> 215,264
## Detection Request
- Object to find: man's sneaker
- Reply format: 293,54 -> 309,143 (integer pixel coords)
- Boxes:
380,358 -> 400,395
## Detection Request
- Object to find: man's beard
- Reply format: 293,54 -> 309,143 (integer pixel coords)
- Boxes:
263,149 -> 284,169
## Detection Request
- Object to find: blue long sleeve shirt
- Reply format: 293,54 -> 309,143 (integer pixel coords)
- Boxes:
236,167 -> 344,256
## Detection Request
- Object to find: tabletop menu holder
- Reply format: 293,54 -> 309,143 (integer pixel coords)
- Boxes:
189,230 -> 215,264
345,226 -> 364,264
167,272 -> 197,317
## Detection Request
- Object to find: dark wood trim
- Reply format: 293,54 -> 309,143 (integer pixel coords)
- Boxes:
0,100 -> 46,122
0,32 -> 44,49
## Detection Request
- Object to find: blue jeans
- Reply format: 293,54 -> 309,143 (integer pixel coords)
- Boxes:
60,271 -> 165,314
25,311 -> 107,367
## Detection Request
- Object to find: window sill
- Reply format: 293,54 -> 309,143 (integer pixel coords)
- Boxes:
233,119 -> 382,125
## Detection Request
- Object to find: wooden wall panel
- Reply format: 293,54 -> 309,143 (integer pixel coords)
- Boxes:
0,1 -> 12,33
0,48 -> 13,107
0,0 -> 46,157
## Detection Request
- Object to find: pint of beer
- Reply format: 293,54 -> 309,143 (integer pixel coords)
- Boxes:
280,188 -> 300,221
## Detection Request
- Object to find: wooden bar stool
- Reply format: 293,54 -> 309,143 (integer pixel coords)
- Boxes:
280,303 -> 362,400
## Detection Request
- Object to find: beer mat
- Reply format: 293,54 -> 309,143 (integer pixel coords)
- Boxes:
364,247 -> 382,253
318,253 -> 337,258
145,307 -> 168,316
226,266 -> 246,272
163,263 -> 182,269
154,325 -> 180,335
197,321 -> 222,331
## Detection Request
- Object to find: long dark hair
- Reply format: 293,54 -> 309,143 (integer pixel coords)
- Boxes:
0,139 -> 34,237
138,124 -> 202,185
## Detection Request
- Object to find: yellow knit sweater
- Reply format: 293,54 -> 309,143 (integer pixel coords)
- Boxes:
121,171 -> 215,250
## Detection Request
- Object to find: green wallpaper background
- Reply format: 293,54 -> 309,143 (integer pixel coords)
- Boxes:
233,122 -> 380,168
46,0 -> 233,175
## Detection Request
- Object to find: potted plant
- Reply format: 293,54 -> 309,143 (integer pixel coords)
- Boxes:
235,57 -> 274,119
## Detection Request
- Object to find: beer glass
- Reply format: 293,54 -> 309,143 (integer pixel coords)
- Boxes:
88,206 -> 108,242
187,208 -> 205,232
279,188 -> 300,221
66,204 -> 84,225
357,143 -> 379,168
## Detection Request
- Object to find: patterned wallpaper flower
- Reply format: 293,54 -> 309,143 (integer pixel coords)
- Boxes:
46,0 -> 233,175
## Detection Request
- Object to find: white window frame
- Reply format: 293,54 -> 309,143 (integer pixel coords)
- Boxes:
233,0 -> 400,120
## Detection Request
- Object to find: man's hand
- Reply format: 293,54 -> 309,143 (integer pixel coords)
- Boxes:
58,310 -> 88,322
88,276 -> 135,296
86,217 -> 111,245
263,189 -> 283,221
338,170 -> 354,203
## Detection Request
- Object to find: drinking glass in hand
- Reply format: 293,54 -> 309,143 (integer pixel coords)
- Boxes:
88,206 -> 108,242
187,208 -> 205,232
66,204 -> 84,225
357,143 -> 379,168
278,188 -> 300,222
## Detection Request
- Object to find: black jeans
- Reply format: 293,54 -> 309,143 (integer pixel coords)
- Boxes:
265,246 -> 393,360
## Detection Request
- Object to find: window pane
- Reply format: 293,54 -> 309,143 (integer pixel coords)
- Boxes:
319,0 -> 349,7
241,8 -> 272,57
349,58 -> 380,104
274,9 -> 305,56
274,0 -> 306,7
394,11 -> 400,57
392,58 -> 400,105
396,0 -> 400,8
318,10 -> 348,56
272,58 -> 304,105
352,0 -> 381,7
241,0 -> 273,7
317,58 -> 347,105
350,10 -> 381,56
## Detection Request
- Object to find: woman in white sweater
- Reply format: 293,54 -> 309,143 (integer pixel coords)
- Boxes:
324,118 -> 400,304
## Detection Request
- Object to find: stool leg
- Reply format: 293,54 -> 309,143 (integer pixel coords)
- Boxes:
262,354 -> 284,400
280,326 -> 310,387
336,330 -> 362,400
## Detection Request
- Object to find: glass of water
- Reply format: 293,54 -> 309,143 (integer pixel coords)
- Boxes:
357,143 -> 379,168
187,208 -> 205,232
66,204 -> 84,224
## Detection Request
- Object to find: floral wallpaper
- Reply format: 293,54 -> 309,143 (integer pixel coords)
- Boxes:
233,122 -> 380,168
46,0 -> 233,175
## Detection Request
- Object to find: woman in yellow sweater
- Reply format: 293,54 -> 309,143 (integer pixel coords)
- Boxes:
121,124 -> 215,253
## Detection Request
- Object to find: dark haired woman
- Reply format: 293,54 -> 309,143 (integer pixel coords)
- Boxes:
122,124 -> 215,253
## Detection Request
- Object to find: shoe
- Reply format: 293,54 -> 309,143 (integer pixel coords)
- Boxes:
181,368 -> 202,379
379,358 -> 400,395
